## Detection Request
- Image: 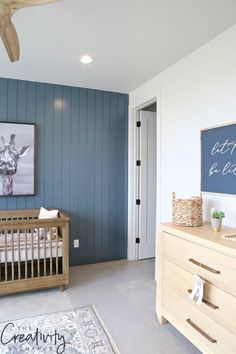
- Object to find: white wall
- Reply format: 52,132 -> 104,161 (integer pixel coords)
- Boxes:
130,25 -> 236,227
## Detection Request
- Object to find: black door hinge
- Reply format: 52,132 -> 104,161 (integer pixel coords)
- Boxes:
136,160 -> 141,166
137,121 -> 141,127
136,237 -> 140,244
136,199 -> 141,205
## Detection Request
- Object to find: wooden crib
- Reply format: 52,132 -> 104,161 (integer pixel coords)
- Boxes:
0,209 -> 70,296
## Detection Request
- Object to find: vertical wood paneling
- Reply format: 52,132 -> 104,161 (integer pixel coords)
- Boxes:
44,85 -> 54,208
0,78 -> 128,265
6,80 -> 17,210
87,89 -> 95,255
70,87 -> 79,258
78,88 -> 87,256
26,81 -> 36,210
35,83 -> 45,208
123,94 -> 129,252
53,85 -> 63,209
16,80 -> 27,210
110,93 -> 118,252
102,92 -> 110,252
118,94 -> 127,251
94,91 -> 103,254
61,86 -> 71,213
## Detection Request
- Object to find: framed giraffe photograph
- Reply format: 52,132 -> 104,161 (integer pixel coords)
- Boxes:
0,122 -> 35,196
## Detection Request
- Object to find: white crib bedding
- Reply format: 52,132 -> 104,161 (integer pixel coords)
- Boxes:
0,232 -> 63,263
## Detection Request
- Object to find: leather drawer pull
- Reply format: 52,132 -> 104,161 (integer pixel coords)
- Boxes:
189,258 -> 221,274
186,319 -> 217,343
187,289 -> 219,310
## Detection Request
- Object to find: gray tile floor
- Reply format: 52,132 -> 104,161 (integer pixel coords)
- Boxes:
0,259 -> 201,354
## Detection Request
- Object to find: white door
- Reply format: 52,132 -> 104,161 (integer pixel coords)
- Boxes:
138,110 -> 156,259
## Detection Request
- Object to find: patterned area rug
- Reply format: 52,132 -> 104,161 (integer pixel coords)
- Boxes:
0,306 -> 119,354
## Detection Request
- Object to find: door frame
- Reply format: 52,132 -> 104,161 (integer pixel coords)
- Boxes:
128,97 -> 161,261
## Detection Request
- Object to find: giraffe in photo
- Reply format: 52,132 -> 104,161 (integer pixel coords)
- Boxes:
0,134 -> 30,195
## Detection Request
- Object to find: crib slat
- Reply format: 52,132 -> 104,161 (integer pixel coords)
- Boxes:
62,223 -> 69,282
4,231 -> 8,281
18,230 -> 21,280
25,230 -> 28,279
50,228 -> 53,276
56,229 -> 58,275
0,229 -> 1,282
44,228 -> 46,277
11,230 -> 14,281
37,228 -> 40,277
31,229 -> 34,278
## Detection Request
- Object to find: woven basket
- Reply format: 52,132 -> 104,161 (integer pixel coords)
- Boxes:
172,192 -> 203,227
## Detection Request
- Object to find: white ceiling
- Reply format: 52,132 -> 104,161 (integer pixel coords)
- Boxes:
0,0 -> 236,93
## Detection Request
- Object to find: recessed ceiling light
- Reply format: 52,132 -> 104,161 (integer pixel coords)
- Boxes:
80,55 -> 93,64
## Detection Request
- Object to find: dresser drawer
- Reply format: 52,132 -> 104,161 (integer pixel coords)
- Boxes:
162,258 -> 236,336
162,286 -> 236,354
162,231 -> 236,296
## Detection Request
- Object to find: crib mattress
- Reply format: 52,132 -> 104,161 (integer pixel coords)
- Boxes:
0,232 -> 63,263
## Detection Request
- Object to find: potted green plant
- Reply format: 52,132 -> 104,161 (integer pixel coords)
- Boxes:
211,208 -> 225,232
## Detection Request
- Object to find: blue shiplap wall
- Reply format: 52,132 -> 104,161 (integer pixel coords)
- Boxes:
0,78 -> 128,265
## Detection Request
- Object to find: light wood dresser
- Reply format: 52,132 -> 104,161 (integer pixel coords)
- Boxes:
156,222 -> 236,354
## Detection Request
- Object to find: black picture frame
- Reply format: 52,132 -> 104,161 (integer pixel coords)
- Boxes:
0,122 -> 35,196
